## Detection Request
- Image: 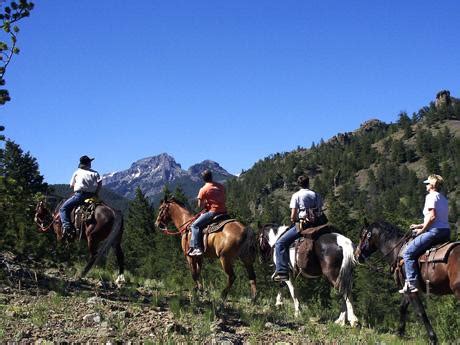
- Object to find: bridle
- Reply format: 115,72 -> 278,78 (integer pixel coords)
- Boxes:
258,224 -> 276,263
34,200 -> 59,233
156,201 -> 202,236
357,224 -> 412,274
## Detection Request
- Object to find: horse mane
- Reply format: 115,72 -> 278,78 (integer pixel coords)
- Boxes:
371,220 -> 405,241
53,200 -> 65,214
167,197 -> 188,209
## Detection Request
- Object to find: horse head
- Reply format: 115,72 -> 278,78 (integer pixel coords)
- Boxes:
258,224 -> 275,263
34,200 -> 52,230
155,198 -> 172,231
258,224 -> 289,264
355,220 -> 384,262
34,199 -> 63,240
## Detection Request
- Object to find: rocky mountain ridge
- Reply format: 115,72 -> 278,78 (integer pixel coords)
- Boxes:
101,153 -> 234,202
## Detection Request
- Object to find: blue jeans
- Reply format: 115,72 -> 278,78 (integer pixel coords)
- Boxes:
190,211 -> 216,249
275,225 -> 301,274
59,192 -> 93,228
403,227 -> 450,282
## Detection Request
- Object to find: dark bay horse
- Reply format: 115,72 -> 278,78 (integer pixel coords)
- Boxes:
154,197 -> 257,301
258,224 -> 358,326
355,220 -> 460,344
34,199 -> 125,286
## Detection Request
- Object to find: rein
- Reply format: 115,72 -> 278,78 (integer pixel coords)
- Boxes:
160,210 -> 204,236
34,212 -> 59,233
359,229 -> 413,275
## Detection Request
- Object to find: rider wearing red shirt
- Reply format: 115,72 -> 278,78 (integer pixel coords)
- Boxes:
188,170 -> 227,256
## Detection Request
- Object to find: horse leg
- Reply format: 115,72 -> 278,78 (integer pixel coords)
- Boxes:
335,298 -> 347,326
345,294 -> 358,327
113,242 -> 125,288
80,225 -> 99,278
397,295 -> 410,336
285,279 -> 300,318
408,293 -> 438,344
219,257 -> 235,300
187,257 -> 202,292
241,256 -> 257,302
275,290 -> 283,307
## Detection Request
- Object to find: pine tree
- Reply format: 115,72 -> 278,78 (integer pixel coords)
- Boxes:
122,187 -> 156,276
0,139 -> 48,254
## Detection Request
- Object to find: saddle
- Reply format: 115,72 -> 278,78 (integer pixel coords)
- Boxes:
71,197 -> 102,238
418,241 -> 460,264
398,241 -> 460,265
202,214 -> 235,235
199,214 -> 236,253
295,224 -> 333,274
395,240 -> 460,284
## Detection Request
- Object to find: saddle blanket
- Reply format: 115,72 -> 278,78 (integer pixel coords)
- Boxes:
295,224 -> 334,272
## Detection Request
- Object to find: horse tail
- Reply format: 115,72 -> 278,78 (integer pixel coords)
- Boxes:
335,234 -> 356,296
239,226 -> 257,262
81,209 -> 124,277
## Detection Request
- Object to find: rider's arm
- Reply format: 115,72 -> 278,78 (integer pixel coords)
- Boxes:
96,181 -> 102,196
70,171 -> 77,188
416,208 -> 436,235
290,208 -> 298,223
197,198 -> 204,209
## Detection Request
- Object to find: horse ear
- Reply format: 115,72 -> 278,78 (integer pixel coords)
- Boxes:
363,217 -> 369,227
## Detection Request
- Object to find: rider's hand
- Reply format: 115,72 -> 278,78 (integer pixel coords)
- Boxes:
415,228 -> 424,236
409,224 -> 419,230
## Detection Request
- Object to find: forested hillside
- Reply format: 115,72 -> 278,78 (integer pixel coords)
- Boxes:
226,95 -> 459,237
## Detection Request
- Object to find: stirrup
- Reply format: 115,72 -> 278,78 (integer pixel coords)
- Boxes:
399,282 -> 418,294
188,248 -> 203,257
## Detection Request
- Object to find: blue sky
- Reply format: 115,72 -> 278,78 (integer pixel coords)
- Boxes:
3,1 -> 460,183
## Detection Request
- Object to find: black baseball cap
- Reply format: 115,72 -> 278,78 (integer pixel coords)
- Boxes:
79,155 -> 94,165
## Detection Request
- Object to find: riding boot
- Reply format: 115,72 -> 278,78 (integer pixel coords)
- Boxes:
399,281 -> 418,294
62,224 -> 75,240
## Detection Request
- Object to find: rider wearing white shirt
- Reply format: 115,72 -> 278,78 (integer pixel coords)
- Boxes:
400,174 -> 450,293
59,155 -> 102,238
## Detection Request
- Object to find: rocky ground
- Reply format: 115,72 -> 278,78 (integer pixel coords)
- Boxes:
0,251 -> 319,343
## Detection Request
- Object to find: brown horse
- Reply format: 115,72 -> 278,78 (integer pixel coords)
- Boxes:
355,220 -> 460,344
154,197 -> 257,301
34,198 -> 125,286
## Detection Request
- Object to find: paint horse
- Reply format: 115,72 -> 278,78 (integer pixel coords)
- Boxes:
34,198 -> 125,286
355,220 -> 460,344
155,197 -> 257,301
259,224 -> 358,326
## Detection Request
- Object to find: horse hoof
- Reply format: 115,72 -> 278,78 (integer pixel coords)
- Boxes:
115,274 -> 126,288
334,319 -> 346,326
349,320 -> 359,328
